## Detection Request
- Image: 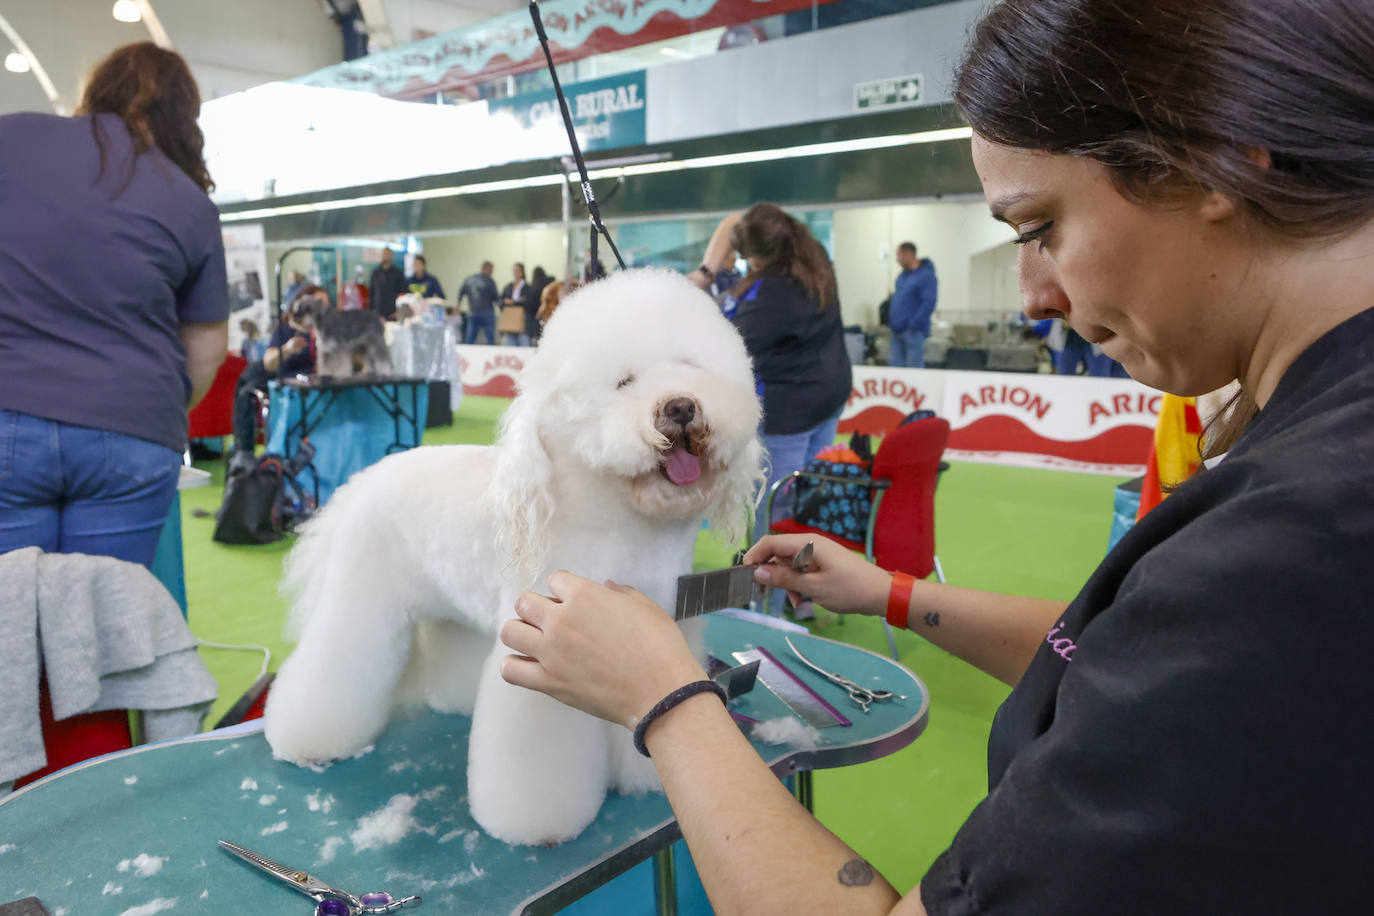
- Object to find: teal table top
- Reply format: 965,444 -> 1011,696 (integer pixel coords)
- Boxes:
0,615 -> 926,915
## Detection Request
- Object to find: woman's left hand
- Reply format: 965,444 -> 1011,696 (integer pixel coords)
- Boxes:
500,571 -> 708,729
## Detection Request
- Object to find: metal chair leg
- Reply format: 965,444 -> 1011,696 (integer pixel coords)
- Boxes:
882,619 -> 900,661
653,845 -> 678,916
791,769 -> 814,813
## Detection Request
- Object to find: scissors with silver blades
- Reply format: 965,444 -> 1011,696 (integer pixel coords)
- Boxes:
218,840 -> 421,914
783,636 -> 906,713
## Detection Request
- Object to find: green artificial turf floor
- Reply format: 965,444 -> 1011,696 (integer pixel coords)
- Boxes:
179,395 -> 1120,897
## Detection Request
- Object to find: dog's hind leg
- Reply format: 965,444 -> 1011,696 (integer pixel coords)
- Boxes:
394,618 -> 486,715
606,722 -> 662,795
263,576 -> 413,766
467,640 -> 610,845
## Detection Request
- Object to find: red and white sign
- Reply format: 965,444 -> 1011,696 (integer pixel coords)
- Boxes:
841,367 -> 1161,475
459,355 -> 1162,475
456,345 -> 529,398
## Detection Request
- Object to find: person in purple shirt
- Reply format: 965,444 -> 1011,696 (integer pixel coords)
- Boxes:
0,43 -> 227,569
888,241 -> 938,368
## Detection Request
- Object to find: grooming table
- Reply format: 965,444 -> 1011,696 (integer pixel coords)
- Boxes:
267,376 -> 428,506
0,615 -> 927,915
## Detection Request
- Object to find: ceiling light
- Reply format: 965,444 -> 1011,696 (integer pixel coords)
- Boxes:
219,126 -> 975,223
112,0 -> 142,24
4,51 -> 29,73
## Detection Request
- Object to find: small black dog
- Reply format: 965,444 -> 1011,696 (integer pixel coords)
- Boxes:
289,297 -> 393,379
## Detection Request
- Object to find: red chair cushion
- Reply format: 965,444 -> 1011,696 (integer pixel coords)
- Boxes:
188,352 -> 249,440
12,676 -> 132,789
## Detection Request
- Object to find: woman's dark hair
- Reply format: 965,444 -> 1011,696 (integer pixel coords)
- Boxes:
77,42 -> 213,193
954,0 -> 1374,456
531,266 -> 548,284
730,203 -> 837,309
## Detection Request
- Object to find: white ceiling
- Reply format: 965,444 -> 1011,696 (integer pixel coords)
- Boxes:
371,0 -> 527,48
0,0 -> 529,117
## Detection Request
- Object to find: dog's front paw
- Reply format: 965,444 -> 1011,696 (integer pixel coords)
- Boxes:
263,705 -> 376,767
263,661 -> 388,766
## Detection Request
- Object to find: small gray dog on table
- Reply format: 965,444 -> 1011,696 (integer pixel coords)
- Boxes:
264,269 -> 764,845
288,294 -> 392,379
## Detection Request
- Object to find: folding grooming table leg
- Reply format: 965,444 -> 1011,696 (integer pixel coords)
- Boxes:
653,846 -> 678,916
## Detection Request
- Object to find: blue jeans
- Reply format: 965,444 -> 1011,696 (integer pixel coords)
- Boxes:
756,411 -> 843,542
756,411 -> 843,613
502,332 -> 531,347
464,312 -> 497,345
0,410 -> 182,569
889,329 -> 927,368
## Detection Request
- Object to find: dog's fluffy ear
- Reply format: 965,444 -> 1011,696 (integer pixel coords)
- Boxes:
484,394 -> 555,590
708,435 -> 767,550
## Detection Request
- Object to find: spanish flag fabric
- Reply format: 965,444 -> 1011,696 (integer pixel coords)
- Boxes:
1137,394 -> 1202,519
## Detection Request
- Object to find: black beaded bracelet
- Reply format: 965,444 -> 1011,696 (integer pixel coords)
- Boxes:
632,680 -> 728,757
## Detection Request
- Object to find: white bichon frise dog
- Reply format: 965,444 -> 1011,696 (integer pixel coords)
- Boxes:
263,269 -> 763,845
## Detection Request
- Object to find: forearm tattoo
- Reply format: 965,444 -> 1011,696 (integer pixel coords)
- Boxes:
922,611 -> 941,628
837,858 -> 876,887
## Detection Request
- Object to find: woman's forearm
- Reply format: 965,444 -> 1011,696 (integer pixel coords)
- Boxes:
891,580 -> 1066,686
179,320 -> 227,408
644,693 -> 923,915
750,538 -> 1065,687
701,213 -> 743,271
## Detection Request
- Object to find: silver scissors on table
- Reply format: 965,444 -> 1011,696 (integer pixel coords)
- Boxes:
783,636 -> 907,714
219,840 -> 421,915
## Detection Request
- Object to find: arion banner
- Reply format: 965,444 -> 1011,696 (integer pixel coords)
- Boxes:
840,367 -> 1161,475
457,353 -> 1161,475
457,345 -> 530,398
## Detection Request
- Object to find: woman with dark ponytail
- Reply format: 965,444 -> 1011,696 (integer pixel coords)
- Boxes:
0,43 -> 227,568
496,2 -> 1374,912
724,202 -> 852,575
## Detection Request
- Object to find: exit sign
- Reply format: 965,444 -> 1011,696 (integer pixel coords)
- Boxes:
854,74 -> 923,111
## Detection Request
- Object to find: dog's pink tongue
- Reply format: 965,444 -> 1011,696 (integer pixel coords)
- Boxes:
664,445 -> 701,485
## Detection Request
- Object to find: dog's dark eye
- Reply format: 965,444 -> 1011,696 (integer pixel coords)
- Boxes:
617,373 -> 635,390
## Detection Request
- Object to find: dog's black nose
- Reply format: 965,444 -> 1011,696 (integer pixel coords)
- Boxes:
664,398 -> 696,427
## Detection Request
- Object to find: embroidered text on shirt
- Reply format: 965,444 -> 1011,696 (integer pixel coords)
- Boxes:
1045,621 -> 1077,662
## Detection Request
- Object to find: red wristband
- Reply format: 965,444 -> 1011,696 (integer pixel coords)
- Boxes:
886,572 -> 916,629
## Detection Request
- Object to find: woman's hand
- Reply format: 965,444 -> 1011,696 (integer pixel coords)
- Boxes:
500,571 -> 708,729
743,534 -> 892,616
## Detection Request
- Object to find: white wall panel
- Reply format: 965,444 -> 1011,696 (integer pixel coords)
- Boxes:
646,0 -> 981,144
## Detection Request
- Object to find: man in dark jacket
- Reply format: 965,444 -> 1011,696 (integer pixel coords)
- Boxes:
458,261 -> 500,344
368,247 -> 405,321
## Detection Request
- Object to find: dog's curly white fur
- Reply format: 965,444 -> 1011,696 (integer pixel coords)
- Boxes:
263,269 -> 763,845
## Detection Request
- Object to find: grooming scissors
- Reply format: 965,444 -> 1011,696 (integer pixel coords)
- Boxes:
218,840 -> 420,914
783,636 -> 906,714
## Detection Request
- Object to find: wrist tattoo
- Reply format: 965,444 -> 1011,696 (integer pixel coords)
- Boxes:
837,858 -> 875,887
923,611 -> 941,628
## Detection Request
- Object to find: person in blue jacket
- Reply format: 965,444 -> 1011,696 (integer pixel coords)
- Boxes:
888,242 -> 938,367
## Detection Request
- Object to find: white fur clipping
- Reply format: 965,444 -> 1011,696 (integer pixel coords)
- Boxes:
750,716 -> 822,751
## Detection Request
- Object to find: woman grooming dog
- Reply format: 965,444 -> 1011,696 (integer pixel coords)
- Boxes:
499,0 -> 1374,911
